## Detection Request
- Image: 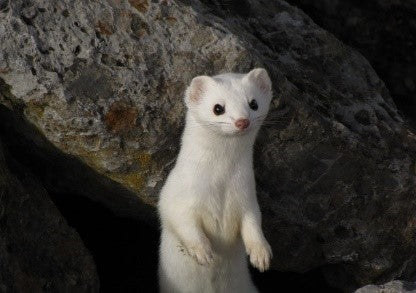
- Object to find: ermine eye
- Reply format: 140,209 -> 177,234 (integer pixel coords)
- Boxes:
213,104 -> 225,115
249,99 -> 258,110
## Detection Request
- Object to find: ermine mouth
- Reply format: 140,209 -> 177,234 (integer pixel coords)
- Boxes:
236,127 -> 250,134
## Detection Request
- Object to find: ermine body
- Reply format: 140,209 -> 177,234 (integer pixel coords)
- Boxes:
158,69 -> 273,293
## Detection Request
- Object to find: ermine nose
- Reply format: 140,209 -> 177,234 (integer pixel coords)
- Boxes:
235,119 -> 250,130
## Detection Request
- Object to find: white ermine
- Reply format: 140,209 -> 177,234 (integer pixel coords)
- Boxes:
158,68 -> 273,293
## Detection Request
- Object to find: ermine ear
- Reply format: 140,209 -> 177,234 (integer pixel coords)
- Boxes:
244,68 -> 272,93
185,76 -> 215,106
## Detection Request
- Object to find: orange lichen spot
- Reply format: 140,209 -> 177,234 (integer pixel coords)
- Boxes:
104,101 -> 138,134
136,152 -> 151,168
96,20 -> 114,35
166,16 -> 177,24
128,0 -> 149,13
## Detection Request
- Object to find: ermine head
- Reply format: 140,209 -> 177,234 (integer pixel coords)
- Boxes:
184,68 -> 272,136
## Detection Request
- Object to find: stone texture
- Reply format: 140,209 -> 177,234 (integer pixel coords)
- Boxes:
286,0 -> 416,129
0,140 -> 99,291
355,280 -> 416,293
0,0 -> 415,290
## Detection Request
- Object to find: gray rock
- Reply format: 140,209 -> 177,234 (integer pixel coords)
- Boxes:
286,0 -> 416,129
355,280 -> 416,293
0,140 -> 99,291
0,0 -> 415,290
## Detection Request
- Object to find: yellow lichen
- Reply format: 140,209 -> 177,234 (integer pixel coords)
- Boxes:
134,152 -> 151,169
109,171 -> 145,192
25,103 -> 46,120
73,148 -> 152,194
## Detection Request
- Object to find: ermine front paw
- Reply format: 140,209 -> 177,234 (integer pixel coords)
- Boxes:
186,240 -> 213,266
246,241 -> 272,272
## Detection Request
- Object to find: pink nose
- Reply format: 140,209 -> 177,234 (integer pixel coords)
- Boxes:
235,119 -> 250,130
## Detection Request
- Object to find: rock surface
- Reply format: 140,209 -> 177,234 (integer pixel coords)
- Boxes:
286,0 -> 416,129
0,0 -> 415,290
355,280 -> 416,293
0,140 -> 99,291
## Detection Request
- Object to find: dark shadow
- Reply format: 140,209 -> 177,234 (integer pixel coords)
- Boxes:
49,192 -> 160,293
0,104 -> 156,223
286,0 -> 416,130
49,191 -> 342,293
252,265 -> 343,293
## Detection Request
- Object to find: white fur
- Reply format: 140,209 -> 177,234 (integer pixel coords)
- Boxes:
158,68 -> 273,293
